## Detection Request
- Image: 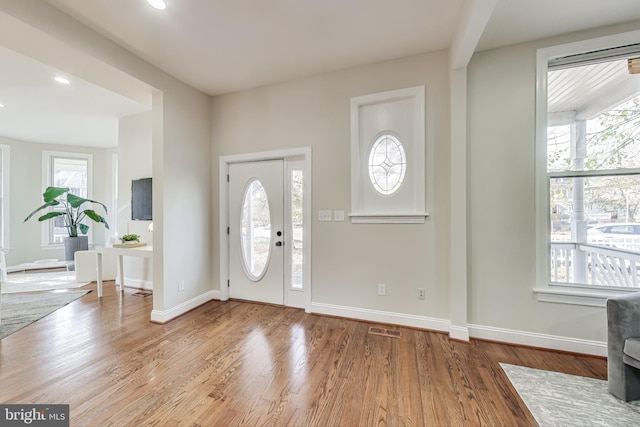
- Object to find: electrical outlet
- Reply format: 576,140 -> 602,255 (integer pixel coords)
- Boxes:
417,288 -> 425,300
377,283 -> 386,296
178,280 -> 185,292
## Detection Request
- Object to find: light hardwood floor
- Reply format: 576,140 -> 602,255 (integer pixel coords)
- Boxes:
0,282 -> 607,426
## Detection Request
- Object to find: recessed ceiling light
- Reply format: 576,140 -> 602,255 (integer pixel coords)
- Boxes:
54,76 -> 71,85
0,103 -> 5,108
146,0 -> 166,10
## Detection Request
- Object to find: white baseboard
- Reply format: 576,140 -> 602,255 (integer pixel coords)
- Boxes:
468,323 -> 607,357
450,324 -> 470,341
310,302 -> 605,356
147,294 -> 606,356
119,276 -> 153,290
150,290 -> 219,323
310,302 -> 450,333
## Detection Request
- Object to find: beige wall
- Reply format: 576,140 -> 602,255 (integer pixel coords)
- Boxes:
467,19 -> 640,343
118,112 -> 153,287
158,87 -> 212,311
212,19 -> 640,351
211,51 -> 451,319
118,112 -> 153,238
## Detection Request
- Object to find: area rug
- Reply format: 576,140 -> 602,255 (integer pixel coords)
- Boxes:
1,271 -> 89,294
0,290 -> 90,340
501,363 -> 640,426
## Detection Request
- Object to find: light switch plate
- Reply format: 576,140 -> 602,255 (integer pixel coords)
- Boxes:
334,211 -> 345,221
318,210 -> 332,221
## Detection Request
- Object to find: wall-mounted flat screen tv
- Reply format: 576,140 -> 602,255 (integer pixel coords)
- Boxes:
132,178 -> 152,220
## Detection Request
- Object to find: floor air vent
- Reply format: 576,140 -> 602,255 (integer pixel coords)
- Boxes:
132,291 -> 153,297
368,326 -> 402,339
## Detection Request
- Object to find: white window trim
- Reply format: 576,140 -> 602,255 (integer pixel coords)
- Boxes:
0,144 -> 10,251
535,29 -> 640,306
350,86 -> 428,223
41,150 -> 93,248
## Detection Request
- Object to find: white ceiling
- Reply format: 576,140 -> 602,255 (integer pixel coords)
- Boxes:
2,0 -> 640,147
45,0 -> 468,96
0,45 -> 150,147
477,0 -> 640,51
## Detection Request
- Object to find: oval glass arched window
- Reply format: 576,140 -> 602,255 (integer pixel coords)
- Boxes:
368,133 -> 407,195
240,179 -> 272,281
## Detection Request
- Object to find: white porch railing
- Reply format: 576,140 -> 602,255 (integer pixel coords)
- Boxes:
550,241 -> 640,288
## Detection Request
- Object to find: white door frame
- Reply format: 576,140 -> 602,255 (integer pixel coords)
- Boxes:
219,147 -> 312,313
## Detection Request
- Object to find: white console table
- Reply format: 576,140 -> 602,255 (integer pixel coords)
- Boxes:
95,245 -> 153,297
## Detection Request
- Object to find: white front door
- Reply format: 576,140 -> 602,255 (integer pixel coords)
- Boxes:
228,160 -> 284,305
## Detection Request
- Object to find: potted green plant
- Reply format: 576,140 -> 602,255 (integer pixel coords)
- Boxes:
119,234 -> 140,244
24,186 -> 110,268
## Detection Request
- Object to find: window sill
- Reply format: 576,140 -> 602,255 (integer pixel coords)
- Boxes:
533,286 -> 637,307
349,213 -> 429,224
41,243 -> 95,250
42,244 -> 64,250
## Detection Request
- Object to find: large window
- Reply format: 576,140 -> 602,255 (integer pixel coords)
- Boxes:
43,151 -> 92,246
536,32 -> 640,304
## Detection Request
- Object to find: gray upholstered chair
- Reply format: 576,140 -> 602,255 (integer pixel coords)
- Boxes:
607,292 -> 640,401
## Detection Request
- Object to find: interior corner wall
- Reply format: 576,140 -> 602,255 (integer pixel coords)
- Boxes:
117,112 -> 153,287
159,87 -> 212,311
211,52 -> 451,322
3,135 -> 111,267
466,20 -> 640,344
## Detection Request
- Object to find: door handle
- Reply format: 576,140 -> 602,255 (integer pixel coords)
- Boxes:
275,241 -> 283,247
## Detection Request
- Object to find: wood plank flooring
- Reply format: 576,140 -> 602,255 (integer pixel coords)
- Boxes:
0,282 -> 607,426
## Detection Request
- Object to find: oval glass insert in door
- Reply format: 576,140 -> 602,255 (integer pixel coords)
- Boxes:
240,179 -> 272,281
